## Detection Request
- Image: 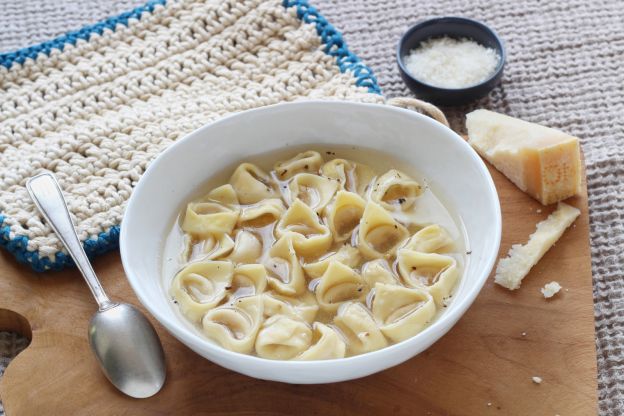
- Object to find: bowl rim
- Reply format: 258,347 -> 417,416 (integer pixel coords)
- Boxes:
120,100 -> 501,371
396,16 -> 507,92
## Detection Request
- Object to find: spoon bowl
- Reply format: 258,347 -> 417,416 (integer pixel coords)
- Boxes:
89,303 -> 166,398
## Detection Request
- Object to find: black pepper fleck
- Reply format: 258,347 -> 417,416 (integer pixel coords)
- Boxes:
398,198 -> 406,204
466,250 -> 472,255
304,164 -> 309,169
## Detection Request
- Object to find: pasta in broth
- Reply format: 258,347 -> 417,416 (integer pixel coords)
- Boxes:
165,148 -> 466,360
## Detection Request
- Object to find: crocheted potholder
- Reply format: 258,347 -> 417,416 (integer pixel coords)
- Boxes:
0,0 -> 384,271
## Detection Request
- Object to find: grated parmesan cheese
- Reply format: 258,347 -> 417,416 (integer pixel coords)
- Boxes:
532,376 -> 543,384
541,281 -> 562,298
404,36 -> 500,88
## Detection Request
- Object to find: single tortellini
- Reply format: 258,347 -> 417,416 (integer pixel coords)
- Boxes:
370,169 -> 423,210
185,233 -> 235,263
276,199 -> 332,258
333,302 -> 388,355
230,163 -> 278,204
201,184 -> 239,206
371,283 -> 436,342
255,315 -> 312,360
181,184 -> 241,237
402,224 -> 453,253
295,323 -> 346,360
170,261 -> 234,322
263,291 -> 319,323
227,264 -> 268,300
357,201 -> 409,259
227,230 -> 262,264
325,190 -> 366,242
315,261 -> 366,313
202,295 -> 264,354
302,244 -> 361,279
274,150 -> 324,180
238,198 -> 286,228
361,259 -> 400,287
263,235 -> 306,296
286,173 -> 338,213
320,158 -> 376,196
397,249 -> 458,305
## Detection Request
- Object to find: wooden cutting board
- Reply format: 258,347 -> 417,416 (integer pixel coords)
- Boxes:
0,162 -> 597,415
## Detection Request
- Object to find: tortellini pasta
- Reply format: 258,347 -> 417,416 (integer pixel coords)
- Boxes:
182,184 -> 241,237
170,261 -> 234,322
274,150 -> 324,180
227,230 -> 262,264
255,315 -> 313,360
358,201 -> 409,259
230,163 -> 278,204
402,224 -> 453,253
184,233 -> 234,263
286,173 -> 339,213
397,249 -> 459,305
229,264 -> 268,299
302,244 -> 361,278
320,158 -> 376,196
295,323 -> 346,360
169,150 -> 464,360
238,198 -> 286,228
370,169 -> 423,210
263,235 -> 306,296
324,190 -> 366,242
334,302 -> 388,355
202,295 -> 264,354
372,283 -> 436,342
263,291 -> 319,323
361,259 -> 399,287
276,199 -> 332,258
315,261 -> 367,313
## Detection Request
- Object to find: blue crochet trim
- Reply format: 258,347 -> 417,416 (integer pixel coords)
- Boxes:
283,0 -> 381,94
0,0 -> 381,272
0,0 -> 166,69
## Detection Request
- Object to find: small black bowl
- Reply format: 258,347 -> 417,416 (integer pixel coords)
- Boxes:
397,17 -> 506,106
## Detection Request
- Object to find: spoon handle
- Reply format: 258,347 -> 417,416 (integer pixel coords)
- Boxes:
27,172 -> 114,311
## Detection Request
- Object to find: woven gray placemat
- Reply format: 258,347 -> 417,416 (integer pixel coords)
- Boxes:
1,0 -> 622,414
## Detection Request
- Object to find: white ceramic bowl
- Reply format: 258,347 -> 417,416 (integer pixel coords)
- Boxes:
121,101 -> 501,384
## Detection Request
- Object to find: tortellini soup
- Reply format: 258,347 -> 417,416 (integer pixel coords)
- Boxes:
163,148 -> 466,360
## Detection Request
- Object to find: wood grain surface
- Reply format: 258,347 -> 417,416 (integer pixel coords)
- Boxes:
0,163 -> 597,415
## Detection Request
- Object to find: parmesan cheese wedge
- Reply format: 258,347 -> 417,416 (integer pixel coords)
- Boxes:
495,202 -> 580,290
466,110 -> 582,205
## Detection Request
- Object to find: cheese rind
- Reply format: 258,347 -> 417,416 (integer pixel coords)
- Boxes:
466,109 -> 582,205
495,202 -> 580,290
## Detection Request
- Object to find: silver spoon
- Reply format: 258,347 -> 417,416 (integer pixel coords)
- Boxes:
27,172 -> 166,398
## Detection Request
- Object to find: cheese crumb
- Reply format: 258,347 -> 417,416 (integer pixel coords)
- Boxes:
532,376 -> 543,384
541,281 -> 562,298
495,202 -> 580,290
521,332 -> 527,337
404,37 -> 500,88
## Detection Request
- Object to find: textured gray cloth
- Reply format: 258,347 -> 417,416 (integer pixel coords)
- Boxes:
0,0 -> 622,414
